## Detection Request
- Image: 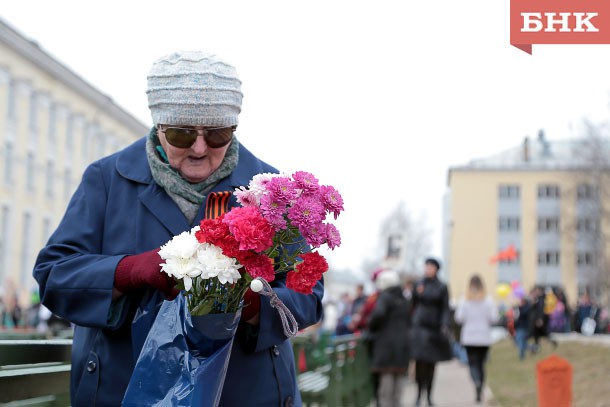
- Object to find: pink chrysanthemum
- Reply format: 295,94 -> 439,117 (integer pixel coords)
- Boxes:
323,223 -> 341,250
265,176 -> 298,204
320,185 -> 344,219
234,187 -> 259,207
260,194 -> 288,230
287,195 -> 325,230
292,171 -> 319,195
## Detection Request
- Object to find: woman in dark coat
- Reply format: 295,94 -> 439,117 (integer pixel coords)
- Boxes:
410,258 -> 452,406
368,270 -> 411,407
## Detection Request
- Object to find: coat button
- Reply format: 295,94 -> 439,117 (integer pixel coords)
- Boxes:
273,345 -> 280,356
87,360 -> 97,373
284,396 -> 294,407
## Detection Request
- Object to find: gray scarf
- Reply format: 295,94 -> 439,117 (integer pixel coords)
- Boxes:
146,127 -> 239,224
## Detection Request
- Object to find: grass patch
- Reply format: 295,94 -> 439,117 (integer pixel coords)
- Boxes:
487,338 -> 610,406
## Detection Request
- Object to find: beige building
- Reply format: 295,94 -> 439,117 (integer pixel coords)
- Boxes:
0,19 -> 148,305
445,132 -> 605,306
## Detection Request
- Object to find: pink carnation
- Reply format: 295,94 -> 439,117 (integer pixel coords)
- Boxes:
222,206 -> 275,252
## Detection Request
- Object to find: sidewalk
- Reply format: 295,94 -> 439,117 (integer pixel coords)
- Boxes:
401,359 -> 494,407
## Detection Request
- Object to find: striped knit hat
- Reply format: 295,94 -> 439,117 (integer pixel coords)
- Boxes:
146,51 -> 243,127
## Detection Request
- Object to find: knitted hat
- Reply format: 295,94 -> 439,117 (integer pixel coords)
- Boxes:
376,270 -> 400,291
146,51 -> 243,127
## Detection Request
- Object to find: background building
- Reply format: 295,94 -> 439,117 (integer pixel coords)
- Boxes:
445,130 -> 609,306
0,19 -> 148,304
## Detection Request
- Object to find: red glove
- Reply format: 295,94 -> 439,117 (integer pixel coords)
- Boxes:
241,289 -> 261,322
114,249 -> 179,300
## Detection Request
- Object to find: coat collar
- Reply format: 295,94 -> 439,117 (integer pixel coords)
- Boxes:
115,137 -> 274,189
114,137 -> 277,236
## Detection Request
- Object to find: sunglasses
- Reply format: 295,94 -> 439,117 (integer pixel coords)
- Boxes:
160,125 -> 236,149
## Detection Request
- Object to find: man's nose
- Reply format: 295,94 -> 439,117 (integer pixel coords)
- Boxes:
190,131 -> 208,153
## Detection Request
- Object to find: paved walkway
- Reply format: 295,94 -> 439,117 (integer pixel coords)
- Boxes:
400,359 -> 493,407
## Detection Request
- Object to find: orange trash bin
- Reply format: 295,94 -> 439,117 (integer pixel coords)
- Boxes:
536,355 -> 572,407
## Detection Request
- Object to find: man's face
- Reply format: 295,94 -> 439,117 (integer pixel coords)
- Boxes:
157,126 -> 233,183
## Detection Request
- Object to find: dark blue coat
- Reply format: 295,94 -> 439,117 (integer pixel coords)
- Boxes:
33,138 -> 324,406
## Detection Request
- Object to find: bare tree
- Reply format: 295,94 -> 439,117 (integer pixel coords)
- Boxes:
372,201 -> 432,277
568,119 -> 610,305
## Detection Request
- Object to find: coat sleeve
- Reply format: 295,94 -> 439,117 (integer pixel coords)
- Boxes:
254,273 -> 324,352
33,162 -> 128,329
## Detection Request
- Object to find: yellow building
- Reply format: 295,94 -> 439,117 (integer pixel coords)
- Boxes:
445,132 -> 603,306
0,19 -> 148,304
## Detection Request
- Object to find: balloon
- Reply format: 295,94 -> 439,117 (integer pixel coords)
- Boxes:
496,283 -> 511,299
513,286 -> 525,299
511,280 -> 521,289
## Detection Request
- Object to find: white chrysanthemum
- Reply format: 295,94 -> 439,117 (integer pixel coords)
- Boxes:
159,231 -> 202,291
159,231 -> 200,260
197,243 -> 242,285
160,257 -> 201,291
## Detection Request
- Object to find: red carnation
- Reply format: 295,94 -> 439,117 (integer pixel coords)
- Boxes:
286,252 -> 328,294
197,216 -> 240,258
239,252 -> 276,282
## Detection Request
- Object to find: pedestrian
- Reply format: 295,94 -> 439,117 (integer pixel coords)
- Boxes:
513,291 -> 532,360
368,270 -> 411,407
33,51 -> 324,406
410,258 -> 453,407
531,286 -> 558,352
455,274 -> 498,404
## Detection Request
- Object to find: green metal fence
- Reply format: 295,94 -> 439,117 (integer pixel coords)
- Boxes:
0,331 -> 375,407
0,339 -> 71,406
292,333 -> 375,407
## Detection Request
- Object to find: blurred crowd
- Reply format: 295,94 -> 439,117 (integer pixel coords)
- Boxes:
0,290 -> 72,336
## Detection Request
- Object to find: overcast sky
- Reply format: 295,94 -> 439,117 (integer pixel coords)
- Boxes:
3,1 -> 610,276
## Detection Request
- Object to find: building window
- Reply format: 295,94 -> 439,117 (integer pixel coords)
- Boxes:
537,251 -> 560,266
577,218 -> 599,233
577,183 -> 596,200
66,115 -> 74,158
42,216 -> 53,245
499,184 -> 520,199
0,205 -> 10,281
538,184 -> 560,199
64,168 -> 72,201
48,104 -> 57,154
45,160 -> 54,198
498,216 -> 520,231
82,123 -> 90,158
537,217 -> 560,232
6,79 -> 16,120
20,212 -> 33,286
26,152 -> 35,192
4,142 -> 14,185
29,92 -> 38,131
577,252 -> 596,266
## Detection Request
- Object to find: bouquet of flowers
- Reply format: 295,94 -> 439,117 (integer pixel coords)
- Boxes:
124,170 -> 342,406
158,170 -> 343,316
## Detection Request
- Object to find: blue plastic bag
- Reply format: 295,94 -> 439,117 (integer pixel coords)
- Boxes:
123,295 -> 241,406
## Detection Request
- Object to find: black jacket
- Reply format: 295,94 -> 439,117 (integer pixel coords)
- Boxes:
368,286 -> 411,372
409,277 -> 453,362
